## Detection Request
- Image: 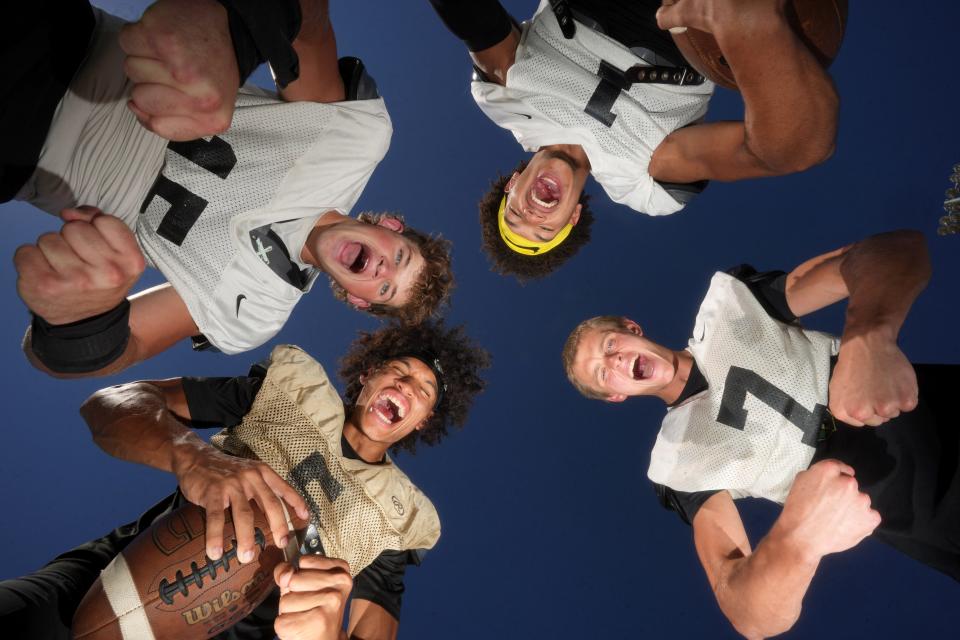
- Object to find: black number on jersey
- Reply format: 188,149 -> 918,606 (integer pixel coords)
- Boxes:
289,451 -> 344,518
585,60 -> 630,127
717,366 -> 826,448
140,137 -> 238,246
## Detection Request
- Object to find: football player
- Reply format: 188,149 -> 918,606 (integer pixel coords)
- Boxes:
0,320 -> 489,640
562,230 -> 959,637
2,0 -> 454,378
429,0 -> 839,279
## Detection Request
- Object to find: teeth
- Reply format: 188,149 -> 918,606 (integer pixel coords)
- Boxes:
531,192 -> 558,208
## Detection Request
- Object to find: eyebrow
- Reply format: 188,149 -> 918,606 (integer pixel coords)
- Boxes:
506,206 -> 550,242
399,357 -> 437,393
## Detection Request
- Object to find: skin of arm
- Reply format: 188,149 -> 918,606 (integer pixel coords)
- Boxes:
80,377 -> 308,562
649,0 -> 838,183
22,282 -> 200,379
278,0 -> 345,104
347,599 -> 399,640
693,460 -> 880,639
782,230 -> 931,426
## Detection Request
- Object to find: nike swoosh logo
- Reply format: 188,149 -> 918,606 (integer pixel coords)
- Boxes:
236,294 -> 247,316
508,112 -> 533,120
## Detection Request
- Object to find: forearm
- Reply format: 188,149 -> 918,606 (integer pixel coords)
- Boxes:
714,6 -> 838,174
80,381 -> 202,472
839,231 -> 930,341
715,527 -> 820,638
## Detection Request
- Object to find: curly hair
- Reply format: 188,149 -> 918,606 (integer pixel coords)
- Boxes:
478,160 -> 595,282
329,212 -> 454,324
562,315 -> 631,400
339,320 -> 491,455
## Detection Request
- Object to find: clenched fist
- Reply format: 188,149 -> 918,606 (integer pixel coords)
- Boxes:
14,207 -> 145,325
119,0 -> 239,141
774,459 -> 881,560
830,331 -> 919,427
274,556 -> 352,640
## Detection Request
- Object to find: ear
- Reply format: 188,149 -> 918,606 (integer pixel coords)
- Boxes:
376,216 -> 404,233
624,319 -> 642,336
415,411 -> 434,431
570,203 -> 582,226
347,292 -> 371,309
606,393 -> 628,403
505,172 -> 520,193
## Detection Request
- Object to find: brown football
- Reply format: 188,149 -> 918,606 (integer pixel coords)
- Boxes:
671,0 -> 849,90
72,502 -> 285,640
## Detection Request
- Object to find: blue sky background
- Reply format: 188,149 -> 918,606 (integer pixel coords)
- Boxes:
2,1 -> 960,638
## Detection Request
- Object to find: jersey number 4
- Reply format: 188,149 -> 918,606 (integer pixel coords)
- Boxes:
717,366 -> 826,448
140,137 -> 238,246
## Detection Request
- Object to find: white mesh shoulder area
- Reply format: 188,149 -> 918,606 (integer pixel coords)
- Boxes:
136,96 -> 392,353
210,345 -> 440,574
648,273 -> 840,503
471,0 -> 713,215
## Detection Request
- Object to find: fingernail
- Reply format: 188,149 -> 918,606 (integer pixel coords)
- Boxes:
209,547 -> 222,560
240,549 -> 254,563
669,26 -> 688,34
298,508 -> 309,519
280,535 -> 289,547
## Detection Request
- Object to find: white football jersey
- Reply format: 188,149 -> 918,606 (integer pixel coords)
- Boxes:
211,345 -> 441,575
19,8 -> 391,354
137,90 -> 391,353
471,0 -> 713,215
647,273 -> 840,503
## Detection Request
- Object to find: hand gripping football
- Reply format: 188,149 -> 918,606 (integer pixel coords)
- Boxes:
671,0 -> 849,90
72,502 -> 285,640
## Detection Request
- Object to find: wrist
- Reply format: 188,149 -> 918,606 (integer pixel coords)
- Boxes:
767,519 -> 822,568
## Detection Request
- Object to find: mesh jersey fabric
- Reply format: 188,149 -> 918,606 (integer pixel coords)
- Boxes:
209,345 -> 441,577
16,7 -> 392,355
471,0 -> 713,215
648,272 -> 840,502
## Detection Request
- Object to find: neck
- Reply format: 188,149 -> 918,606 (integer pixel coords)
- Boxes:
300,210 -> 347,267
657,349 -> 693,405
539,143 -> 592,172
342,417 -> 389,463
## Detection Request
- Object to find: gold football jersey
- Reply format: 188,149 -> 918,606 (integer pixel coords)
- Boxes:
211,345 -> 440,576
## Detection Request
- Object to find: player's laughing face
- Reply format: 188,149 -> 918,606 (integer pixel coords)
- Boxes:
313,217 -> 425,309
572,320 -> 677,401
354,357 -> 438,445
503,148 -> 589,242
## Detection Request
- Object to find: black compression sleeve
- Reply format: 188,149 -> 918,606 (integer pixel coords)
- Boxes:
428,0 -> 514,52
726,265 -> 797,324
654,483 -> 720,526
351,550 -> 415,621
181,374 -> 264,428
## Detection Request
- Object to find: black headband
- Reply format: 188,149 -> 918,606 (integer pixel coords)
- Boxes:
400,352 -> 447,409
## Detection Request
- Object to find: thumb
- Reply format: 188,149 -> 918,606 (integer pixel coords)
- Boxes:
656,5 -> 688,33
60,205 -> 104,223
273,562 -> 295,591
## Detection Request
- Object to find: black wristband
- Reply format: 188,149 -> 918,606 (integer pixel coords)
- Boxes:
215,0 -> 302,88
30,300 -> 131,374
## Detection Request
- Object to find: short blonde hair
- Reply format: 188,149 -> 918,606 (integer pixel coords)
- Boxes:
561,315 -> 632,400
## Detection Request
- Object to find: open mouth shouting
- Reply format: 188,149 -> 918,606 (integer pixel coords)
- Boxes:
631,355 -> 653,381
529,173 -> 562,210
339,242 -> 370,274
370,389 -> 409,427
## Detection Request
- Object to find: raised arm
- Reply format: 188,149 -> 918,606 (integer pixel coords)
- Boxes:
782,230 -> 931,426
428,0 -> 519,85
277,0 -> 345,104
650,0 -> 838,183
693,460 -> 879,639
80,376 -> 308,562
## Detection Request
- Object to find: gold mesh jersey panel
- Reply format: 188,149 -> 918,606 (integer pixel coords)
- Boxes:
210,345 -> 440,576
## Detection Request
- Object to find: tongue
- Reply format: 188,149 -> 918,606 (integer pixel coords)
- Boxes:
342,242 -> 362,269
376,397 -> 399,423
533,177 -> 559,204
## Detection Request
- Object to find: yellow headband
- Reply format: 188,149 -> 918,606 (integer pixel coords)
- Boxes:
497,195 -> 574,256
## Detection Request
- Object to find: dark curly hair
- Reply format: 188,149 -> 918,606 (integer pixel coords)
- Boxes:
339,320 -> 490,455
329,212 -> 454,324
478,160 -> 595,282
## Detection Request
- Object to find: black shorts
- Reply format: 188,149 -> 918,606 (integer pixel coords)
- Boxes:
813,364 -> 960,581
567,0 -> 686,66
0,0 -> 96,203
